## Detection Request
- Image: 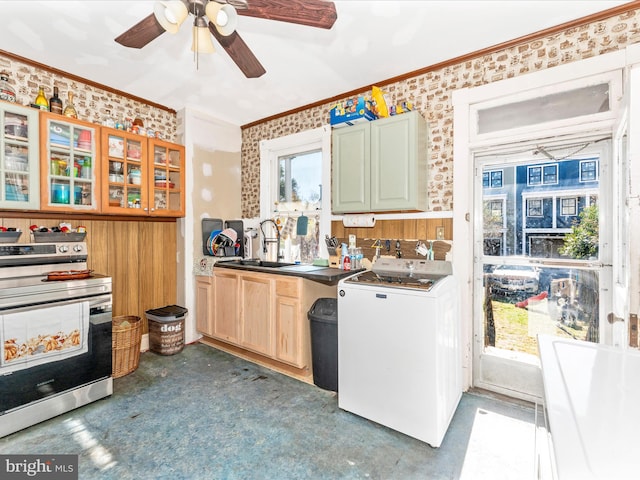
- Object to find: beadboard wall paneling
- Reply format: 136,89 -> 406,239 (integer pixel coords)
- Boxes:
331,218 -> 452,242
0,216 -> 177,333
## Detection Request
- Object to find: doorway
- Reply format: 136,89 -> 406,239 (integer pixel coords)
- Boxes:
452,57 -> 625,401
473,139 -> 611,399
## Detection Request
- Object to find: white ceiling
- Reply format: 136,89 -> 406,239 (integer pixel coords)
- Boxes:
0,1 -> 630,127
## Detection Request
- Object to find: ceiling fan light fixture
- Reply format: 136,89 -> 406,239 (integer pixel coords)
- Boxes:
205,1 -> 238,36
191,16 -> 216,53
154,1 -> 189,34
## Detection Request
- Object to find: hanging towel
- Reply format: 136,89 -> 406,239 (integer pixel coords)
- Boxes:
282,217 -> 295,238
296,214 -> 308,236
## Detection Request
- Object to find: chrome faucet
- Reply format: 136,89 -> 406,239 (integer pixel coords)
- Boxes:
259,219 -> 282,261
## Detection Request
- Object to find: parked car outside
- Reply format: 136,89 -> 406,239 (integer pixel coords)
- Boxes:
487,264 -> 540,295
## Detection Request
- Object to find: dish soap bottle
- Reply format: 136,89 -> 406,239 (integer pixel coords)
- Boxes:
0,72 -> 16,103
49,86 -> 63,114
34,86 -> 49,111
63,91 -> 78,118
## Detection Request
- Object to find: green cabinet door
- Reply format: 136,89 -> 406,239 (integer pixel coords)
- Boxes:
331,110 -> 428,214
371,111 -> 428,212
331,123 -> 370,213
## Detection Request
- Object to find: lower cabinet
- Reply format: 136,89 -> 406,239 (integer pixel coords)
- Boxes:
275,278 -> 303,366
239,273 -> 273,356
213,270 -> 239,344
196,270 -> 336,375
195,275 -> 213,335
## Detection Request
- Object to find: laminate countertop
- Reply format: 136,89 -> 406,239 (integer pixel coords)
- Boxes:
213,259 -> 363,285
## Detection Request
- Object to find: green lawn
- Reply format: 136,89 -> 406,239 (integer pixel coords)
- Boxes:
490,297 -> 591,356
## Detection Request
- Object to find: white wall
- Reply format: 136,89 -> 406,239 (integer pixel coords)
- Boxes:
176,107 -> 242,344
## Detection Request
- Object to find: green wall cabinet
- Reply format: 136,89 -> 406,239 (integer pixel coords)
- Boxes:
331,110 -> 428,213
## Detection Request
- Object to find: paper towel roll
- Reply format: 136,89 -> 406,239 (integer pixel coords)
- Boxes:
342,214 -> 376,227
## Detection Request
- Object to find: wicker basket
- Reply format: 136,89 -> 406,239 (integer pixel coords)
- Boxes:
112,315 -> 142,378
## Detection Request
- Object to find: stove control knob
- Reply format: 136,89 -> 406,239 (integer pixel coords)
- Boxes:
73,244 -> 83,252
58,245 -> 69,253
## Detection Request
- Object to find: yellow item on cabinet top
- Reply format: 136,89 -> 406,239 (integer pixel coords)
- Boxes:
371,86 -> 389,118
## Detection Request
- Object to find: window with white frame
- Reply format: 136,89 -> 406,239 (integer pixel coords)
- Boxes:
278,150 -> 322,212
560,197 -> 577,216
487,199 -> 504,222
527,198 -> 543,217
260,126 -> 332,263
580,159 -> 598,182
483,170 -> 503,188
527,164 -> 558,185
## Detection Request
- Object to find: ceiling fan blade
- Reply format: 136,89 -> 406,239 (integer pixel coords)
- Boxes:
237,0 -> 337,29
209,24 -> 266,78
115,14 -> 166,49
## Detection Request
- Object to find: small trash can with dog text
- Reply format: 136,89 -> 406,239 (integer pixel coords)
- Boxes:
145,305 -> 188,355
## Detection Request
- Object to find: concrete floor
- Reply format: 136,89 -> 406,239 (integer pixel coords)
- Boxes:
0,343 -> 536,479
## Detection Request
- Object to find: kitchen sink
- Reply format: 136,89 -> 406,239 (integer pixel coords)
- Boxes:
231,259 -> 295,268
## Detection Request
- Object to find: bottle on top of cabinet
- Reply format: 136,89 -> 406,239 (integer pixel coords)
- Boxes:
63,91 -> 77,118
34,86 -> 49,111
49,87 -> 63,115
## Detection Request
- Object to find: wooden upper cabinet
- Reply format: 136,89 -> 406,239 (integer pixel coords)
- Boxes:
101,127 -> 148,216
148,138 -> 185,217
39,112 -> 100,212
100,128 -> 185,217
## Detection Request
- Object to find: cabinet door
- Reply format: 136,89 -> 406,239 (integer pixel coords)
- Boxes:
239,273 -> 274,356
370,111 -> 427,211
213,270 -> 239,343
0,104 -> 39,209
331,123 -> 370,213
40,112 -> 99,212
101,127 -> 148,215
149,138 -> 185,217
195,276 -> 214,336
275,278 -> 304,367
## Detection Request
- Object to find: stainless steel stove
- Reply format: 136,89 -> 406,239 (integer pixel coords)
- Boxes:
0,241 -> 113,438
342,257 -> 452,291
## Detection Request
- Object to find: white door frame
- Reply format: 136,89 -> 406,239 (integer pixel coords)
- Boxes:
453,49 -> 627,399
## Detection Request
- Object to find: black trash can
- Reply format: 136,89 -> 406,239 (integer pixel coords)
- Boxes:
145,305 -> 188,355
308,298 -> 338,391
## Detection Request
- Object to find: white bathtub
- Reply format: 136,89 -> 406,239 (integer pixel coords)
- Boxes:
538,334 -> 640,480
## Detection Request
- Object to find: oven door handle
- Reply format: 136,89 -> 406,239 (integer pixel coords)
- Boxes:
0,294 -> 112,316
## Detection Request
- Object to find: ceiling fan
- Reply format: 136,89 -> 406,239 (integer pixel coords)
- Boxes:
115,0 -> 338,78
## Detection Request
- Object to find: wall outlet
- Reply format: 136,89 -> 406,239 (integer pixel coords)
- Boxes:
436,226 -> 445,240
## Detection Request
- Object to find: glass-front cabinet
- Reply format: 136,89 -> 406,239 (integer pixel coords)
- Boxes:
0,103 -> 39,209
101,128 -> 148,215
101,129 -> 184,217
39,112 -> 99,211
149,138 -> 184,217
